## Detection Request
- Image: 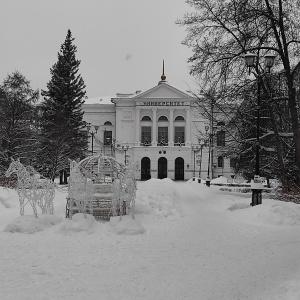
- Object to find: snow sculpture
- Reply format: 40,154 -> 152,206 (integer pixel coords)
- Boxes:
5,158 -> 55,217
111,177 -> 123,217
111,162 -> 137,219
122,163 -> 138,219
67,154 -> 137,220
68,159 -> 94,217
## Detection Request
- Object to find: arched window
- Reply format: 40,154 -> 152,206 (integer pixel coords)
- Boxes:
141,116 -> 152,121
104,121 -> 112,126
175,116 -> 185,121
218,156 -> 224,168
158,116 -> 168,121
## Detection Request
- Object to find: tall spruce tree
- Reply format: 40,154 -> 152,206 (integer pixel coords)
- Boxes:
39,29 -> 87,181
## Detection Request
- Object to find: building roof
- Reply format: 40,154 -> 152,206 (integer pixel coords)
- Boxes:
83,96 -> 114,105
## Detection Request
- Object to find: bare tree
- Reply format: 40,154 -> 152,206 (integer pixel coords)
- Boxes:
177,0 -> 300,186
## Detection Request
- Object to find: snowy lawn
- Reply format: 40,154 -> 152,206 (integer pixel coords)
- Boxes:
0,179 -> 300,300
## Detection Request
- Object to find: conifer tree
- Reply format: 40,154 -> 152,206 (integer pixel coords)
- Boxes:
0,71 -> 39,174
39,29 -> 87,181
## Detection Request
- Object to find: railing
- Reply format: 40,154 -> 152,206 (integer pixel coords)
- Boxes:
139,142 -> 186,147
140,142 -> 152,147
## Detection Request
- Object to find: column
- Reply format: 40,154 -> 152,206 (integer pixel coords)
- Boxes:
152,108 -> 157,146
115,109 -> 122,143
135,108 -> 140,145
186,108 -> 191,145
169,109 -> 174,146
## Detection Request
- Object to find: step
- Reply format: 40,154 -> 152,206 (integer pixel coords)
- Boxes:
93,184 -> 112,193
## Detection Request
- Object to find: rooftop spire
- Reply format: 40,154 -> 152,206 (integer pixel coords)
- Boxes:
158,60 -> 167,84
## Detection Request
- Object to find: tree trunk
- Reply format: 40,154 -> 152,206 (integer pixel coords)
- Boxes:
287,88 -> 300,186
268,102 -> 289,191
59,170 -> 64,184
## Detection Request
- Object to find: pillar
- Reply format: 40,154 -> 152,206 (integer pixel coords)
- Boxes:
116,109 -> 122,143
186,108 -> 191,145
135,108 -> 140,145
152,108 -> 157,146
169,109 -> 174,146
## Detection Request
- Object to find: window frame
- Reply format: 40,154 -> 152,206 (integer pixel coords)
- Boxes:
141,126 -> 152,145
216,130 -> 225,147
217,156 -> 224,168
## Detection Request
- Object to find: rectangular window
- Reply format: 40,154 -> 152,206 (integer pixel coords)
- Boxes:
218,156 -> 224,168
141,126 -> 151,144
104,130 -> 112,145
216,130 -> 225,146
175,127 -> 185,144
158,127 -> 168,144
230,157 -> 236,168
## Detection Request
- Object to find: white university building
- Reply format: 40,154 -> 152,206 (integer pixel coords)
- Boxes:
82,70 -> 234,181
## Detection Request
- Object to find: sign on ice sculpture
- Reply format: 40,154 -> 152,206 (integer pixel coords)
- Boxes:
5,158 -> 55,218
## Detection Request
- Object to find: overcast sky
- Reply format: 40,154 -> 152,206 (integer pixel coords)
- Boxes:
0,0 -> 197,99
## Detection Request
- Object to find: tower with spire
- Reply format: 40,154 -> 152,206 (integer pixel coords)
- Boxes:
158,60 -> 167,84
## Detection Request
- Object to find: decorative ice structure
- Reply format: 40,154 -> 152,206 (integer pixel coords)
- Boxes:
67,159 -> 94,217
5,158 -> 55,217
67,154 -> 137,219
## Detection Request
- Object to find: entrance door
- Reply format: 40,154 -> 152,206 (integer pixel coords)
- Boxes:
141,157 -> 151,180
175,157 -> 184,181
158,157 -> 168,179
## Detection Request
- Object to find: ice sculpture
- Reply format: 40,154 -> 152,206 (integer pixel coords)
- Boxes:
5,158 -> 55,217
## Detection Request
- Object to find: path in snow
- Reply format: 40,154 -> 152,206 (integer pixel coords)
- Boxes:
0,180 -> 300,300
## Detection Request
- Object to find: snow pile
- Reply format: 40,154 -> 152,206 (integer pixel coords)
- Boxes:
58,213 -> 97,234
109,215 -> 145,235
227,198 -> 300,226
135,178 -> 183,219
256,201 -> 300,226
4,214 -> 62,234
268,277 -> 300,300
211,175 -> 229,184
228,202 -> 250,211
0,187 -> 18,210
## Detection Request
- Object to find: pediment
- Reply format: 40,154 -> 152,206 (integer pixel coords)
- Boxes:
134,83 -> 193,100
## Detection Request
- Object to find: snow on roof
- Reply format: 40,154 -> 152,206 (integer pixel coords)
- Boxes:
84,96 -> 114,105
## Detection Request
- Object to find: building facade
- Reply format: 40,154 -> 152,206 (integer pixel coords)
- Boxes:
82,75 -> 234,181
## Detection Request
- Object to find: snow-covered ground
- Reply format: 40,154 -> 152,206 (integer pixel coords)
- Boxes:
1,179 -> 300,300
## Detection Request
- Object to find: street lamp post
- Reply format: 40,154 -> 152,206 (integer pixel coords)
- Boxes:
86,123 -> 99,155
122,145 -> 129,165
198,139 -> 205,180
205,125 -> 211,186
244,52 -> 276,206
191,145 -> 200,179
205,124 -> 217,187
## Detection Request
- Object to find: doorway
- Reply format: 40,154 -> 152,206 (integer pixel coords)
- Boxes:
141,157 -> 151,180
175,157 -> 184,180
158,157 -> 168,179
